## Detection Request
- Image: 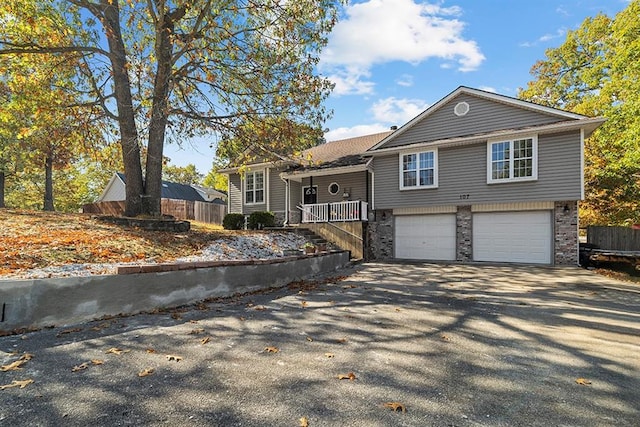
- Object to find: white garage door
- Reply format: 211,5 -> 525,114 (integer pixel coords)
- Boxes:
473,211 -> 552,264
395,214 -> 456,261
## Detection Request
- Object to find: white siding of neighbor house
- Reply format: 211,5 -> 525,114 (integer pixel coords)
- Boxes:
373,131 -> 582,209
378,93 -> 568,150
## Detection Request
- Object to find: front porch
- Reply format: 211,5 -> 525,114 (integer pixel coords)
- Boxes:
299,200 -> 369,223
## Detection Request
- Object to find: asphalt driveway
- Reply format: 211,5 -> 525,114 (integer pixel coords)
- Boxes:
1,263 -> 639,426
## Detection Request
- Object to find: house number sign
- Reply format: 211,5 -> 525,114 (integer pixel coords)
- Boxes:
459,194 -> 470,200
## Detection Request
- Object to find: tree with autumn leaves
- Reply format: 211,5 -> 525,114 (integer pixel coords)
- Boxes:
0,0 -> 342,217
519,0 -> 640,226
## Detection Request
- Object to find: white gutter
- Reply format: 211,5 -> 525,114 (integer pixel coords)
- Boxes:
281,163 -> 368,181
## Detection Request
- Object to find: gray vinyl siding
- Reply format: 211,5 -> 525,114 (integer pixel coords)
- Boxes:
374,131 -> 582,209
228,173 -> 242,213
290,181 -> 301,209
301,171 -> 368,204
268,168 -> 286,214
380,94 -> 568,149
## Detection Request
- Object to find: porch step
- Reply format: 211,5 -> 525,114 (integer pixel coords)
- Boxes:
268,227 -> 328,246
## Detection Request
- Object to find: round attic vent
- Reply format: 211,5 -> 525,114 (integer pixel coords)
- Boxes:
454,101 -> 470,117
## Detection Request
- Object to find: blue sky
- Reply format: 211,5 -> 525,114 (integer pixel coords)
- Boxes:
165,0 -> 631,174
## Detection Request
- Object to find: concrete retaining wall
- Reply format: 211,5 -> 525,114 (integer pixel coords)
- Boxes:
0,251 -> 351,331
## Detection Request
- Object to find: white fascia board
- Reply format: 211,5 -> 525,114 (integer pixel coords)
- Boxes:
280,164 -> 367,182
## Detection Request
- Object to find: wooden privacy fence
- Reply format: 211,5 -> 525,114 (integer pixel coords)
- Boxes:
587,226 -> 640,251
83,199 -> 226,225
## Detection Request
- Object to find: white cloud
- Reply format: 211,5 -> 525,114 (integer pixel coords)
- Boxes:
370,97 -> 429,124
328,66 -> 376,96
396,74 -> 414,87
324,124 -> 391,142
478,86 -> 497,93
520,28 -> 566,47
321,0 -> 485,94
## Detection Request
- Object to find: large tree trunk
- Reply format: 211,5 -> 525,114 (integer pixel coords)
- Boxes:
0,170 -> 5,208
143,7 -> 185,217
43,155 -> 54,211
101,0 -> 145,217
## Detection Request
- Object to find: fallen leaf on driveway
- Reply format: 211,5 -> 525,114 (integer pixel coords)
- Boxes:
188,328 -> 205,335
91,359 -> 104,365
324,353 -> 335,358
0,359 -> 28,372
301,301 -> 308,308
306,336 -> 313,342
440,334 -> 451,342
0,379 -> 34,390
299,416 -> 309,426
200,337 -> 211,345
146,348 -> 156,354
165,355 -> 183,362
383,402 -> 406,412
264,346 -> 279,353
105,347 -> 128,355
576,378 -> 592,386
337,372 -> 356,381
72,362 -> 90,372
138,368 -> 155,377
19,353 -> 33,361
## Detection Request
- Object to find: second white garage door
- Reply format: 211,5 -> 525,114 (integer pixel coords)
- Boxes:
473,211 -> 552,264
395,214 -> 456,261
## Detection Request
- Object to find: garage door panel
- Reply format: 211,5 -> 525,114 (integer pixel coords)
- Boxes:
473,211 -> 551,264
395,214 -> 456,261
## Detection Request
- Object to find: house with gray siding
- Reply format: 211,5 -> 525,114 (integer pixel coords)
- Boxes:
220,131 -> 391,226
366,86 -> 604,265
221,86 -> 604,266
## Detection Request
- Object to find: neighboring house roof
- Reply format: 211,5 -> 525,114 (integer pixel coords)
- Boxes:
369,86 -> 604,152
190,184 -> 227,201
98,172 -> 207,202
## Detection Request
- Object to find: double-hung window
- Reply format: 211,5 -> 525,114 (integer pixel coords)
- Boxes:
245,170 -> 264,204
487,136 -> 537,183
400,150 -> 438,190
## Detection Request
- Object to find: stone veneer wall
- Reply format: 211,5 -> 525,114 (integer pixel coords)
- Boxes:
456,206 -> 472,261
554,200 -> 579,265
367,209 -> 394,260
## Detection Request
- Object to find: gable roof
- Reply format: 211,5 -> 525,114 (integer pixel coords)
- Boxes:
369,86 -> 599,152
296,131 -> 393,169
116,172 -> 206,202
219,131 -> 393,174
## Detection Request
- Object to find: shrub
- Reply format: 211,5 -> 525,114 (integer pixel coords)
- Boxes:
247,211 -> 275,230
222,213 -> 245,230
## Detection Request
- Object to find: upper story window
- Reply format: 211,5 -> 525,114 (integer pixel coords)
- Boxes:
245,170 -> 264,204
487,136 -> 537,183
400,150 -> 438,190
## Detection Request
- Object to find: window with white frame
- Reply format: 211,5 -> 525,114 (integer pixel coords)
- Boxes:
400,150 -> 438,189
488,136 -> 537,183
245,170 -> 264,204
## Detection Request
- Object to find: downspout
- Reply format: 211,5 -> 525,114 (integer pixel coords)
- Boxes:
280,174 -> 289,226
365,157 -> 375,211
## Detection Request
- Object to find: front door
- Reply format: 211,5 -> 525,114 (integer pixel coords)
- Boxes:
303,185 -> 318,204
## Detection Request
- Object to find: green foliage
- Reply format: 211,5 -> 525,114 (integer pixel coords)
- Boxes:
519,0 -> 640,225
247,211 -> 275,230
203,161 -> 229,192
163,164 -> 203,185
222,213 -> 245,230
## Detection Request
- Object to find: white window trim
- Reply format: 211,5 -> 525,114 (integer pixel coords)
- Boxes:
486,135 -> 538,184
244,169 -> 266,205
399,149 -> 438,190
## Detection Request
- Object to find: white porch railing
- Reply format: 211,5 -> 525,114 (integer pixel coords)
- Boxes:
301,201 -> 368,223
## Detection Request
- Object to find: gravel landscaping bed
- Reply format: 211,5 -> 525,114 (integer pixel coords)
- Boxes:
1,232 -> 309,280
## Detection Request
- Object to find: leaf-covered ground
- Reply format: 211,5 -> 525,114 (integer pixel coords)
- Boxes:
0,209 -> 242,275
